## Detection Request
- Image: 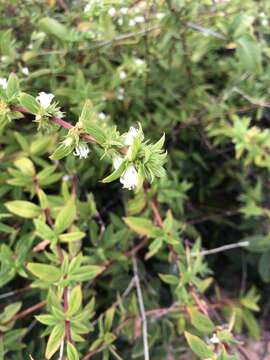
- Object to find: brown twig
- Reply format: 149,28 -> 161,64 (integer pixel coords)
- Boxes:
12,300 -> 46,321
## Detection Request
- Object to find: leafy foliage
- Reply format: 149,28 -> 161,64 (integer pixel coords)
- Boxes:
0,0 -> 269,359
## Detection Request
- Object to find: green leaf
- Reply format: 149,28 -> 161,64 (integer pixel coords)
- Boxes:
188,307 -> 215,334
159,273 -> 179,285
242,309 -> 260,340
124,217 -> 157,237
27,263 -> 61,282
145,238 -> 163,259
104,307 -> 115,331
19,93 -> 40,115
45,323 -> 64,359
39,17 -> 69,41
5,200 -> 41,218
14,157 -> 35,176
35,314 -> 57,326
84,123 -> 106,144
67,342 -> 79,360
184,332 -> 213,359
6,73 -> 20,100
0,302 -> 22,323
236,34 -> 262,74
79,100 -> 106,144
68,285 -> 82,316
102,160 -> 126,183
69,265 -> 104,282
34,218 -> 55,240
50,142 -> 74,160
59,232 -> 85,243
54,199 -> 76,234
259,251 -> 270,282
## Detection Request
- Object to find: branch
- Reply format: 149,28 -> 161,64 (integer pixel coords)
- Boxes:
192,240 -> 250,257
132,255 -> 149,360
12,300 -> 46,321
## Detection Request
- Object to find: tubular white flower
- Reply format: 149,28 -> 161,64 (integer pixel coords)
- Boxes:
36,92 -> 54,109
129,19 -> 135,27
108,7 -> 116,17
120,164 -> 138,190
135,58 -> 145,66
120,7 -> 128,14
84,3 -> 91,12
22,67 -> 29,75
0,78 -> 8,89
124,126 -> 139,146
209,334 -> 219,344
113,155 -> 123,170
134,16 -> 145,24
99,112 -> 106,120
73,143 -> 90,159
119,70 -> 127,80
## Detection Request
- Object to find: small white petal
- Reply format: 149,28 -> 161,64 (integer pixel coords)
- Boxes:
0,78 -> 8,89
36,92 -> 55,109
84,3 -> 91,12
156,13 -> 165,19
99,112 -> 106,120
135,58 -> 144,66
120,7 -> 128,14
73,144 -> 90,159
108,7 -> 116,17
117,18 -> 124,26
22,67 -> 29,75
129,19 -> 136,27
119,70 -> 127,79
120,165 -> 138,190
124,126 -> 139,146
134,16 -> 145,23
209,334 -> 219,344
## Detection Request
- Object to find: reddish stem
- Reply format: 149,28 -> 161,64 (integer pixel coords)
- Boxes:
12,300 -> 46,321
63,285 -> 72,343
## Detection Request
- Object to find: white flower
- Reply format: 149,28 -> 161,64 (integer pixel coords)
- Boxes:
117,18 -> 124,26
36,92 -> 54,109
113,155 -> 123,170
0,78 -> 7,89
134,16 -> 145,24
108,7 -> 116,17
262,19 -> 268,26
120,164 -> 138,190
209,334 -> 219,344
156,12 -> 165,19
28,43 -> 33,49
84,3 -> 91,12
22,67 -> 29,75
129,19 -> 136,27
73,143 -> 90,159
119,70 -> 127,79
117,87 -> 125,101
124,126 -> 140,146
99,112 -> 106,120
120,7 -> 128,14
135,58 -> 145,66
63,175 -> 71,181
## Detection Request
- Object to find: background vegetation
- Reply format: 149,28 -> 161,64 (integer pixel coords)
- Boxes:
0,0 -> 270,359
